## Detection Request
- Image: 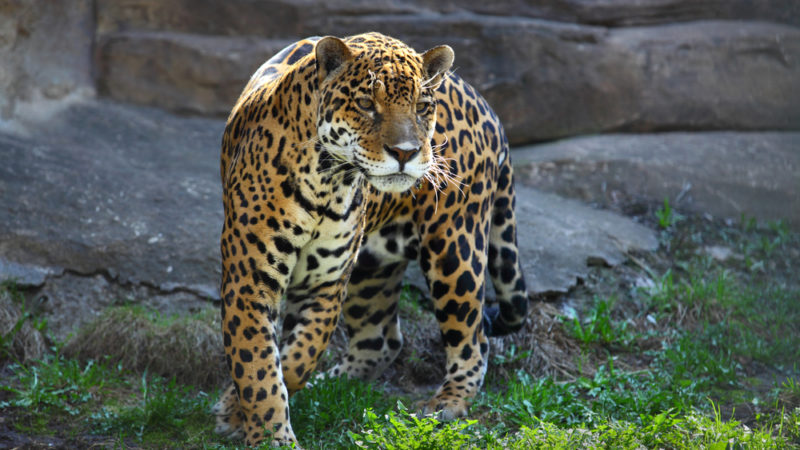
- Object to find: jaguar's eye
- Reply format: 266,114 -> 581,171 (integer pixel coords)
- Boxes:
416,101 -> 432,114
356,98 -> 375,111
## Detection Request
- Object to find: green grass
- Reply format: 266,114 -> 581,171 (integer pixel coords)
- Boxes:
562,296 -> 637,349
1,356 -> 107,415
0,352 -> 217,446
91,374 -> 214,444
1,215 -> 799,448
289,374 -> 395,447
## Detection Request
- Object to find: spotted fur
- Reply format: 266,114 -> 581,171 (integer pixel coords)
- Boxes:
214,32 -> 528,446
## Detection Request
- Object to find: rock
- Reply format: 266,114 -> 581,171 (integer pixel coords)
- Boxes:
0,0 -> 94,123
93,0 -> 800,33
0,260 -> 58,288
321,17 -> 800,144
0,100 -> 658,337
93,10 -> 800,143
0,100 -> 224,302
702,246 -> 737,262
513,188 -> 658,293
96,32 -> 294,116
4,1 -> 800,142
0,100 -> 225,337
513,132 -> 800,228
32,272 -> 214,340
425,0 -> 800,26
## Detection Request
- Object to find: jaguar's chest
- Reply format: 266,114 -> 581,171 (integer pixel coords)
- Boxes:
287,185 -> 367,291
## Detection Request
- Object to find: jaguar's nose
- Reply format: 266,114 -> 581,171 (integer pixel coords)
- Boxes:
384,144 -> 420,170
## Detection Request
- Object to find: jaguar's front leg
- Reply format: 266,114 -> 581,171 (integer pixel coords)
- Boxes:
214,227 -> 303,446
280,229 -> 366,393
280,286 -> 346,394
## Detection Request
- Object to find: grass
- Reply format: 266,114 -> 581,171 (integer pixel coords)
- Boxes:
0,280 -> 47,364
655,197 -> 685,229
562,296 -> 637,349
1,213 -> 799,448
91,373 -> 214,445
62,304 -> 226,389
290,374 -> 395,447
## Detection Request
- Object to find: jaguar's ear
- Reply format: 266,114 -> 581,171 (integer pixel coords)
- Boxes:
316,36 -> 353,82
421,45 -> 454,86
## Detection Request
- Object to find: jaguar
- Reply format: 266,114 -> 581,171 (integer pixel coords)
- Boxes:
213,32 -> 529,446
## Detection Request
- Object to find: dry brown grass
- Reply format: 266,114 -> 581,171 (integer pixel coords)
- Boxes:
381,294 -> 592,392
0,290 -> 47,363
53,290 -> 593,396
62,305 -> 226,389
490,301 -> 592,381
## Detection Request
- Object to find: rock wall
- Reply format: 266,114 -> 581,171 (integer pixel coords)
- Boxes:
2,1 -> 799,142
92,0 -> 800,144
0,0 -> 94,123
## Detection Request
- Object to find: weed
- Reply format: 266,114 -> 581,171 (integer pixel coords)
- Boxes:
62,304 -> 225,388
655,197 -> 684,229
478,369 -> 586,430
777,376 -> 800,410
491,343 -> 531,366
645,269 -> 677,313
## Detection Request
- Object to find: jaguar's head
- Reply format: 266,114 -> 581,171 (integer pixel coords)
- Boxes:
315,34 -> 454,192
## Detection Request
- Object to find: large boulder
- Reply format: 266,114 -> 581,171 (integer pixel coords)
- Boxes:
0,101 -> 224,339
335,17 -> 800,144
0,101 -> 224,296
96,32 -> 292,116
513,132 -> 800,228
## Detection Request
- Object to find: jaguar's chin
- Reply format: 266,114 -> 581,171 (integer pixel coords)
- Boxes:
367,173 -> 419,192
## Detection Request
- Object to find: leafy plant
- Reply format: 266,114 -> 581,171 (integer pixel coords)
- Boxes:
777,376 -> 800,410
349,402 -> 483,449
480,369 -> 586,429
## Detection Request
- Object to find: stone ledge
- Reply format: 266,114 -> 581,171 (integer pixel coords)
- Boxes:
513,132 -> 800,228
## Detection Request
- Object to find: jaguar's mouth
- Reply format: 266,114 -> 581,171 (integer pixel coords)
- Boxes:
367,173 -> 419,192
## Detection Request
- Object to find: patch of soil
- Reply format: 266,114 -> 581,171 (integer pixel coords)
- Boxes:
0,422 -> 130,450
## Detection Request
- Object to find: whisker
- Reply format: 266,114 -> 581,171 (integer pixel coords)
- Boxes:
420,69 -> 452,91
